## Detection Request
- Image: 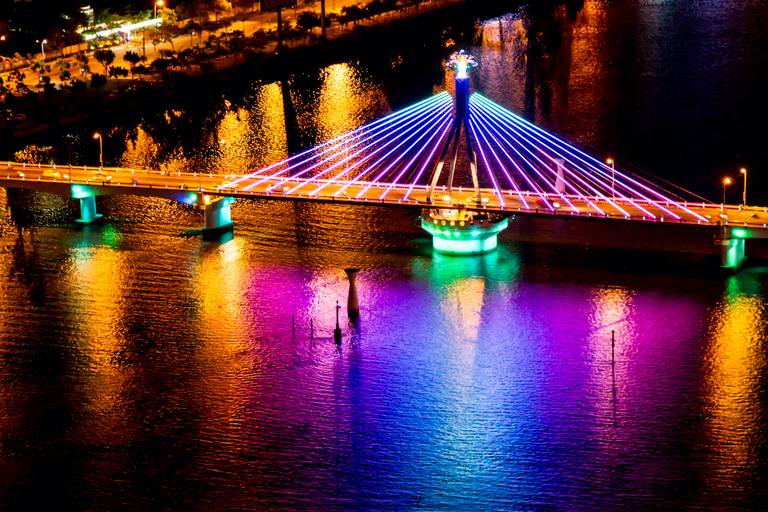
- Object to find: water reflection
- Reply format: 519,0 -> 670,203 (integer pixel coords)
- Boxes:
702,273 -> 767,501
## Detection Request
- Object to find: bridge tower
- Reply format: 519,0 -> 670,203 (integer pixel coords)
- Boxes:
422,51 -> 509,254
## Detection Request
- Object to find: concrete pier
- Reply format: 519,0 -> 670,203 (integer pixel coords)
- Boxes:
200,196 -> 235,240
75,196 -> 102,224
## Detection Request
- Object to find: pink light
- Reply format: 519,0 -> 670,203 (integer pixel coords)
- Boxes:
467,116 -> 505,207
328,102 -> 454,197
356,109 -> 453,199
473,94 -> 708,221
225,92 -> 450,189
379,114 -> 453,200
472,96 -> 656,218
472,101 -> 625,217
253,95 -> 452,193
467,107 -> 529,209
471,104 -> 573,212
402,120 -> 454,201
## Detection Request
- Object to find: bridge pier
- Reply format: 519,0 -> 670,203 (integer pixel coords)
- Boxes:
75,196 -> 102,224
199,195 -> 235,240
421,209 -> 509,255
716,224 -> 747,270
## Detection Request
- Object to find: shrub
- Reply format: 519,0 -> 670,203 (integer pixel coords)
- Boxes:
90,73 -> 107,87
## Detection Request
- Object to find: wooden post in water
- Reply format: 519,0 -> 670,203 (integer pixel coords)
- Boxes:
334,300 -> 342,344
611,330 -> 615,364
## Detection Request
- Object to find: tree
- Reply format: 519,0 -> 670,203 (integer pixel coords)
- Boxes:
206,0 -> 232,21
297,12 -> 321,35
90,73 -> 107,87
184,20 -> 202,47
14,145 -> 57,165
31,60 -> 51,78
124,51 -> 143,78
93,49 -> 115,75
341,5 -> 364,24
201,20 -> 220,43
53,58 -> 70,83
108,66 -> 129,78
158,7 -> 180,50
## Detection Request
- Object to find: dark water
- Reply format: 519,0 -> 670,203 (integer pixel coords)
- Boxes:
2,0 -> 768,509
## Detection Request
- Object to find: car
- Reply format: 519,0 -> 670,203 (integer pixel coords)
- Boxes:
42,169 -> 61,178
91,172 -> 112,182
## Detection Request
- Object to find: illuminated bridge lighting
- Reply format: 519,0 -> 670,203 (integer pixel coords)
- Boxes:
220,90 -> 704,225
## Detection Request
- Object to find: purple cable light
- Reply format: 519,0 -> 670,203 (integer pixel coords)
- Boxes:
356,109 -> 453,199
472,94 -> 708,221
472,101 -> 620,216
379,114 -> 453,201
472,96 -> 662,218
239,92 -> 452,192
313,101 -> 453,197
470,104 -> 574,212
260,95 -> 452,194
467,115 -> 505,207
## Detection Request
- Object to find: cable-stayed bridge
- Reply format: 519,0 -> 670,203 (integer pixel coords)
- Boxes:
1,54 -> 765,268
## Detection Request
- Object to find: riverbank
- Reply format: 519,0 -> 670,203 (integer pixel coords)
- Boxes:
0,0 -> 523,145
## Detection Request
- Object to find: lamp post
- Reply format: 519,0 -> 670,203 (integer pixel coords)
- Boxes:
740,167 -> 747,206
155,0 -> 164,19
40,39 -> 47,60
94,132 -> 103,168
607,158 -> 615,198
723,177 -> 731,209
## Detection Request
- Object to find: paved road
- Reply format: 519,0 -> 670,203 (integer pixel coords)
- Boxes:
5,161 -> 768,234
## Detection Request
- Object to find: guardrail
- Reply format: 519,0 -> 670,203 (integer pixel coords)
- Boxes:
4,160 -> 767,230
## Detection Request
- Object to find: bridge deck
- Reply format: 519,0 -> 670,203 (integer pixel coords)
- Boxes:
4,162 -> 768,234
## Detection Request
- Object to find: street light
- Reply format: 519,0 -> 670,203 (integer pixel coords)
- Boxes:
607,158 -> 615,198
155,0 -> 164,19
723,177 -> 732,208
40,39 -> 47,60
740,167 -> 747,206
94,132 -> 103,168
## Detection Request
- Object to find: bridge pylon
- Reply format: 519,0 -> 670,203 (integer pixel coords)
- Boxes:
422,51 -> 510,254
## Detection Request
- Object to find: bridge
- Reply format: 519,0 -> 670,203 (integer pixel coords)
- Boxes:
1,52 -> 765,269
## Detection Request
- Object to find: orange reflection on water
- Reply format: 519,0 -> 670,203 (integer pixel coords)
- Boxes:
702,275 -> 766,492
443,277 -> 486,345
216,104 -> 256,174
316,63 -> 384,144
248,82 -> 290,170
59,231 -> 132,448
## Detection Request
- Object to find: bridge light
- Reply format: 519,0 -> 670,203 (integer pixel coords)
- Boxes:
442,195 -> 451,202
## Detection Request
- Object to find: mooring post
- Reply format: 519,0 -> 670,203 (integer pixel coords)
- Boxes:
311,319 -> 313,342
334,301 -> 342,344
292,314 -> 295,333
344,268 -> 360,321
611,330 -> 615,364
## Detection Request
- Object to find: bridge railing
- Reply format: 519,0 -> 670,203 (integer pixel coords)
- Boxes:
5,161 -> 768,230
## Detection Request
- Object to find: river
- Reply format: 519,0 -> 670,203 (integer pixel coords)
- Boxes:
1,0 -> 767,509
